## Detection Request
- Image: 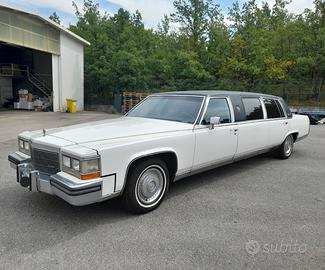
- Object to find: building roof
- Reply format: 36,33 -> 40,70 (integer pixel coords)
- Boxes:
0,4 -> 90,45
155,90 -> 279,98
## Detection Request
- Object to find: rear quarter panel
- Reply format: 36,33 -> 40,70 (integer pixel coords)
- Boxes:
288,114 -> 310,139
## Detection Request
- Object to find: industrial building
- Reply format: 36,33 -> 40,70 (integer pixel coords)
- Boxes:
0,4 -> 89,112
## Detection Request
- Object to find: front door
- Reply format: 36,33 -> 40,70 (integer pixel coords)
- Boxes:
193,97 -> 238,171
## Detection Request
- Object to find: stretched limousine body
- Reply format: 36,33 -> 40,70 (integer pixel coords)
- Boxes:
8,91 -> 310,213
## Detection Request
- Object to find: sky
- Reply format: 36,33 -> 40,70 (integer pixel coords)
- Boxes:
0,0 -> 315,28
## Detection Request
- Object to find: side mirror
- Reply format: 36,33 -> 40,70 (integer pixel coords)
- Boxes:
209,116 -> 221,130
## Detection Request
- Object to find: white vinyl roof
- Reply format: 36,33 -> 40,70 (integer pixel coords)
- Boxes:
0,4 -> 90,45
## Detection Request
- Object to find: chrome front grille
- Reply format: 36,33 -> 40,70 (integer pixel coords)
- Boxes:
31,148 -> 60,175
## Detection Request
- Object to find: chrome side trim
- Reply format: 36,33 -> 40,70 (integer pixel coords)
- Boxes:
174,146 -> 274,182
174,158 -> 233,182
233,147 -> 273,162
194,122 -> 238,130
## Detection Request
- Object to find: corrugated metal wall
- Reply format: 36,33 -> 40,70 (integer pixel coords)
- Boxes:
0,7 -> 60,55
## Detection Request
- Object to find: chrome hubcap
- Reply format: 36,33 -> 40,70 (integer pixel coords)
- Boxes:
284,136 -> 293,156
136,166 -> 166,206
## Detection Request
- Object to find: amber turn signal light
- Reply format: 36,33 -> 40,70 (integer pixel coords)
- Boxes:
81,171 -> 101,180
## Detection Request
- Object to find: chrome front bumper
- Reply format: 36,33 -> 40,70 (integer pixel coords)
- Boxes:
8,152 -> 104,206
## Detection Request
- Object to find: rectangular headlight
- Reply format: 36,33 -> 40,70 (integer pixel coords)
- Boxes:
62,155 -> 100,180
62,156 -> 71,168
71,159 -> 80,171
81,159 -> 99,173
18,138 -> 31,156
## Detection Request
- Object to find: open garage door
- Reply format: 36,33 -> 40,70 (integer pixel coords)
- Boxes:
0,43 -> 53,111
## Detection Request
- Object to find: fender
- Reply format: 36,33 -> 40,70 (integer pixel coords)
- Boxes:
120,147 -> 179,193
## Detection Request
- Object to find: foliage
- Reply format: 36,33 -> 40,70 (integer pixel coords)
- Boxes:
64,0 -> 325,105
49,12 -> 61,25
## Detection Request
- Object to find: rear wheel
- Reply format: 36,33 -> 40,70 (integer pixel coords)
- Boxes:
122,159 -> 169,214
275,134 -> 294,159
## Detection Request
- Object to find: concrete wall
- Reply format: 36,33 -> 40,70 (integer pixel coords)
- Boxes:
57,32 -> 84,112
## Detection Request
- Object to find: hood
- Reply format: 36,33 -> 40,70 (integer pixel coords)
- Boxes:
45,117 -> 192,144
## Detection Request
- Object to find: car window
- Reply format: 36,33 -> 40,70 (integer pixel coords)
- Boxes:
264,98 -> 282,119
201,98 -> 231,125
278,99 -> 292,118
275,100 -> 285,117
242,98 -> 264,120
127,95 -> 204,124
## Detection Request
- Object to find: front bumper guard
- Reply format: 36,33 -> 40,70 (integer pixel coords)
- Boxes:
8,153 -> 103,206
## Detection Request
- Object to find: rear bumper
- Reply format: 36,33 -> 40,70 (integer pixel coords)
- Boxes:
8,153 -> 113,206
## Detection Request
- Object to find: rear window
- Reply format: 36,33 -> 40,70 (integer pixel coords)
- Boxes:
280,99 -> 292,118
242,98 -> 264,120
264,99 -> 282,119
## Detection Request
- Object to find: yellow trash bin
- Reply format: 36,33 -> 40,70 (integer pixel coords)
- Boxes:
66,99 -> 77,113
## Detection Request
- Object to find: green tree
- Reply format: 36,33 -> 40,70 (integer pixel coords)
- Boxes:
171,0 -> 222,51
68,0 -> 325,106
49,12 -> 61,25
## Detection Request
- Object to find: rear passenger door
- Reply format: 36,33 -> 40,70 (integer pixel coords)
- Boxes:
262,98 -> 288,146
235,97 -> 269,159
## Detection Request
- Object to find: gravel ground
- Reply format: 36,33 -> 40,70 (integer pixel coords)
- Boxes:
0,111 -> 324,270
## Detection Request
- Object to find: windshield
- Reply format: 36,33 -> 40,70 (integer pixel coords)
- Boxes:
127,95 -> 204,124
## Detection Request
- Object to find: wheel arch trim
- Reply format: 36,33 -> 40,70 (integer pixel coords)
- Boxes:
121,149 -> 179,194
284,131 -> 299,142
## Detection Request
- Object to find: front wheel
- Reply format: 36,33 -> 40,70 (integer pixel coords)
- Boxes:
122,159 -> 169,214
275,134 -> 294,159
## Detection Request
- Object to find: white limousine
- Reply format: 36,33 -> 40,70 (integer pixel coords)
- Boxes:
8,91 -> 310,213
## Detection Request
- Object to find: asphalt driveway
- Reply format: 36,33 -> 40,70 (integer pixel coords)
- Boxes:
0,111 -> 324,270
